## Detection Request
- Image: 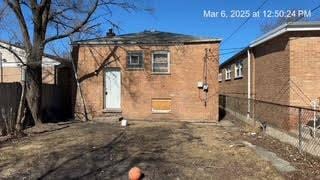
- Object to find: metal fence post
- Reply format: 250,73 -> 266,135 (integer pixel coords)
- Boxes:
298,108 -> 302,153
253,99 -> 256,128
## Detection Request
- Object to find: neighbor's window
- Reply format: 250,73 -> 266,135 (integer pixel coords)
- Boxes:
127,52 -> 144,69
225,66 -> 231,80
235,61 -> 243,78
218,73 -> 222,82
152,98 -> 171,113
152,51 -> 170,73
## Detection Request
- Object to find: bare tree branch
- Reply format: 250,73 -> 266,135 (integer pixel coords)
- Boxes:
79,46 -> 119,82
0,43 -> 26,66
4,0 -> 32,51
0,0 -> 152,128
44,0 -> 99,44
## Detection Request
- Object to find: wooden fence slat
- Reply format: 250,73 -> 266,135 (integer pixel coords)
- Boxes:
0,82 -> 71,135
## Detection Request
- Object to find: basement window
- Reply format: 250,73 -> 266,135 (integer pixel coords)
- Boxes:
152,51 -> 170,74
235,61 -> 243,78
225,66 -> 231,80
127,52 -> 144,69
152,98 -> 171,113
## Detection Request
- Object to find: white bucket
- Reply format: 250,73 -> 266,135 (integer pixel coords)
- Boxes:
121,119 -> 128,127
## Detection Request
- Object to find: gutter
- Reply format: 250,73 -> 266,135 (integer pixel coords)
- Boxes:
250,24 -> 320,48
71,39 -> 222,46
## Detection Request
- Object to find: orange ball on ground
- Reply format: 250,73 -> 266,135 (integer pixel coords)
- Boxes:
128,167 -> 142,180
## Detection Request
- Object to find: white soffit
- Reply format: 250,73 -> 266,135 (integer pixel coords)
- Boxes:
250,24 -> 320,48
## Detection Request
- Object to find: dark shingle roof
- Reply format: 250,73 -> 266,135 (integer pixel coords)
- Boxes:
73,30 -> 221,45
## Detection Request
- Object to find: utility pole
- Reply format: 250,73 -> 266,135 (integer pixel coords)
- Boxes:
247,49 -> 251,119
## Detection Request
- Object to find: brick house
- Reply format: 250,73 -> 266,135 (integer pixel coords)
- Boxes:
219,22 -> 320,130
0,40 -> 61,84
72,30 -> 221,122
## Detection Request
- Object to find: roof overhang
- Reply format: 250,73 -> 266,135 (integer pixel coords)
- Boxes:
72,39 -> 222,46
250,22 -> 320,47
220,22 -> 320,67
220,47 -> 249,67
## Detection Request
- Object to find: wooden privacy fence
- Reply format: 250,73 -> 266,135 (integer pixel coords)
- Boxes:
42,84 -> 72,122
0,82 -> 72,135
0,83 -> 22,135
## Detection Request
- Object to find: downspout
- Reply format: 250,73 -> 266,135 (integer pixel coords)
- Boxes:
247,49 -> 251,119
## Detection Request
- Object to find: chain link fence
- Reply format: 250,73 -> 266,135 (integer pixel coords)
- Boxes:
219,95 -> 320,157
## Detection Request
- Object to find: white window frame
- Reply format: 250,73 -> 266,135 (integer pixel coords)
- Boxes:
225,66 -> 231,80
152,51 -> 170,74
218,73 -> 222,82
235,61 -> 243,78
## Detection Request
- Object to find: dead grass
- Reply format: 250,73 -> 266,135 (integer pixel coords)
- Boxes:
0,120 -> 284,179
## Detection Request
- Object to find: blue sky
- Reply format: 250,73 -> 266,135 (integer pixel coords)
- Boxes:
108,0 -> 319,62
1,0 -> 319,63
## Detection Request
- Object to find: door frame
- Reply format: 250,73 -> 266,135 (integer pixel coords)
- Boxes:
103,67 -> 122,112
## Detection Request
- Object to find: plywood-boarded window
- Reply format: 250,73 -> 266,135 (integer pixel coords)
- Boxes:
152,98 -> 171,113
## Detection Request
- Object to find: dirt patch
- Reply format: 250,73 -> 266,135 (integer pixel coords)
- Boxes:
227,115 -> 320,180
0,120 -> 284,179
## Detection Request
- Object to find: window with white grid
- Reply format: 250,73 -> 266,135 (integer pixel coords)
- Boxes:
235,61 -> 243,78
152,51 -> 170,74
225,66 -> 231,80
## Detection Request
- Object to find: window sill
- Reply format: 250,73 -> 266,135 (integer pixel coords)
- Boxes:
126,68 -> 144,71
152,111 -> 171,114
225,79 -> 231,81
103,108 -> 122,113
151,72 -> 171,75
234,76 -> 243,80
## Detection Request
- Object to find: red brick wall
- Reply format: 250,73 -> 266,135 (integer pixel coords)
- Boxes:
289,31 -> 320,108
219,31 -> 320,130
219,34 -> 292,129
74,43 -> 220,122
250,34 -> 291,130
219,53 -> 248,98
253,34 -> 291,105
219,53 -> 249,116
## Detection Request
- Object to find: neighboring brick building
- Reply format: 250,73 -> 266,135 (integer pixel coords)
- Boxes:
0,41 -> 61,84
219,22 -> 320,130
72,30 -> 221,121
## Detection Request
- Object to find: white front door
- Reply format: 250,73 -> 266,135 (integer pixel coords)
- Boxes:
105,69 -> 121,110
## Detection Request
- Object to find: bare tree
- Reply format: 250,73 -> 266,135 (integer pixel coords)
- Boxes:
0,0 -> 151,133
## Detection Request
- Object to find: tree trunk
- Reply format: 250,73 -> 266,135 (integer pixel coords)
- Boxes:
15,80 -> 27,137
25,58 -> 42,124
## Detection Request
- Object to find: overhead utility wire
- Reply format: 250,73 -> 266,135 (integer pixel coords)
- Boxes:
221,0 -> 269,45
